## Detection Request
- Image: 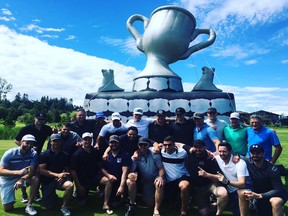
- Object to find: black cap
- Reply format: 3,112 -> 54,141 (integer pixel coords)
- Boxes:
138,137 -> 151,145
35,113 -> 46,118
156,109 -> 166,116
50,133 -> 62,141
207,107 -> 217,113
192,112 -> 204,119
175,107 -> 185,115
109,135 -> 120,143
193,139 -> 205,147
250,144 -> 264,153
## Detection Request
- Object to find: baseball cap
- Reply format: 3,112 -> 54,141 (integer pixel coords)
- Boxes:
230,112 -> 240,119
109,135 -> 120,143
138,137 -> 151,145
96,112 -> 105,119
35,113 -> 46,118
193,139 -> 205,147
22,134 -> 37,142
111,112 -> 121,120
207,107 -> 217,113
175,107 -> 185,115
50,133 -> 62,141
156,109 -> 165,116
250,144 -> 264,153
82,132 -> 93,139
192,112 -> 204,119
133,107 -> 143,115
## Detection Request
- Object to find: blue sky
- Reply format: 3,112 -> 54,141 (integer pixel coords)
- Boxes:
0,0 -> 288,115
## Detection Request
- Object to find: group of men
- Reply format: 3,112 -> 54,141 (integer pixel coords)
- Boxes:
0,107 -> 287,216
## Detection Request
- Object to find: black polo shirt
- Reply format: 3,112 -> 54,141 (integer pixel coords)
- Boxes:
148,122 -> 172,143
171,119 -> 195,146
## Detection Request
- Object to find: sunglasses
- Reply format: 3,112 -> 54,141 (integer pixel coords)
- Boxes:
163,144 -> 173,147
138,143 -> 149,147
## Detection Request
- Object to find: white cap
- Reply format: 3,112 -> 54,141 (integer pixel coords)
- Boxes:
82,132 -> 93,139
230,112 -> 240,119
111,112 -> 121,120
133,107 -> 143,115
21,134 -> 37,142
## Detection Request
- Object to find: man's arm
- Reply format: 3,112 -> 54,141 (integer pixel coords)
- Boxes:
39,163 -> 69,180
271,145 -> 282,164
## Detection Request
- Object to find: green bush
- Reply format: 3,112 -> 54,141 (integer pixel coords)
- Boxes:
0,125 -> 21,139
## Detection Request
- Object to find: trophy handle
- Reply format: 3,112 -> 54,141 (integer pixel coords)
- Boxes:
126,14 -> 150,52
178,29 -> 216,60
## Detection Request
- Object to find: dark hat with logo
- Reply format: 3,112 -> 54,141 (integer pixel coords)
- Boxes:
109,135 -> 120,143
96,112 -> 105,119
193,139 -> 206,147
250,144 -> 264,153
138,137 -> 151,145
156,109 -> 166,116
192,112 -> 204,119
35,113 -> 46,118
175,107 -> 185,115
50,133 -> 62,141
207,107 -> 217,113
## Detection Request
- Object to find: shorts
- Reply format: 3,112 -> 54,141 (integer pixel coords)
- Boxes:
41,179 -> 72,209
78,173 -> 103,199
191,182 -> 220,209
164,175 -> 190,203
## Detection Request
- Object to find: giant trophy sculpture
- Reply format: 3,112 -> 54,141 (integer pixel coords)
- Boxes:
84,5 -> 235,121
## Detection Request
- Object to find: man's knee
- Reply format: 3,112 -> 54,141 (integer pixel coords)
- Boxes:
179,180 -> 190,191
270,197 -> 283,208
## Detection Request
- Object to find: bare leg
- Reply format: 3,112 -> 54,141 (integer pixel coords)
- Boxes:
237,189 -> 249,216
100,177 -> 113,209
61,181 -> 73,208
27,176 -> 40,206
213,186 -> 228,215
179,180 -> 190,215
154,183 -> 164,215
126,179 -> 137,204
270,197 -> 284,216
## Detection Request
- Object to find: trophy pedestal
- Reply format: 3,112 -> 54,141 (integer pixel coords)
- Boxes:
84,91 -> 235,122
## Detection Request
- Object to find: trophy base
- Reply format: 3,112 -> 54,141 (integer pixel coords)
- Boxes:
83,91 -> 236,122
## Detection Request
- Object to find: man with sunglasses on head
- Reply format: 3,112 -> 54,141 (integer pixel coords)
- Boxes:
126,137 -> 165,216
15,112 -> 53,203
204,107 -> 228,142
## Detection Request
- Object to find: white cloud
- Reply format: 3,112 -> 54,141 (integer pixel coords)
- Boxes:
244,59 -> 257,65
1,8 -> 12,16
281,59 -> 288,64
20,24 -> 65,34
41,34 -> 59,39
0,16 -> 9,21
65,35 -> 76,40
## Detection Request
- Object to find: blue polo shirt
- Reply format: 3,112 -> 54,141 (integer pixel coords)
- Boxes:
101,150 -> 131,179
247,126 -> 280,160
194,123 -> 219,152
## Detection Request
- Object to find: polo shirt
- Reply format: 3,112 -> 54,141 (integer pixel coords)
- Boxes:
119,134 -> 141,157
170,119 -> 195,146
247,126 -> 280,160
215,155 -> 249,193
126,118 -> 154,138
205,118 -> 228,141
194,123 -> 219,152
39,149 -> 70,185
131,148 -> 163,181
99,122 -> 128,139
70,119 -> 96,137
159,147 -> 189,182
0,147 -> 38,182
101,150 -> 131,179
148,122 -> 172,143
223,125 -> 248,155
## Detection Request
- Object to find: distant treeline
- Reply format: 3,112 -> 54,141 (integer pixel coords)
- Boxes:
0,93 -> 80,128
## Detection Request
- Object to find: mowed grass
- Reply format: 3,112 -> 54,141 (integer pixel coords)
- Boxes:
0,127 -> 287,215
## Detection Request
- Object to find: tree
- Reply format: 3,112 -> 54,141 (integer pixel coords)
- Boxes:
0,77 -> 13,101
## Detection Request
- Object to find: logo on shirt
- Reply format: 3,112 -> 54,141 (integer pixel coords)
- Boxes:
117,158 -> 122,163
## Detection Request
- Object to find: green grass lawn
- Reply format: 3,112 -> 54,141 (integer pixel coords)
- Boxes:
0,127 -> 287,215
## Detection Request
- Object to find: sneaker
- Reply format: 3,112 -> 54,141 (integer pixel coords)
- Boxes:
21,193 -> 28,203
61,206 -> 71,216
34,192 -> 42,202
25,204 -> 37,216
125,204 -> 136,216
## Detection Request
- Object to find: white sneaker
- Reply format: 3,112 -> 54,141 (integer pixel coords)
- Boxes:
25,204 -> 37,216
61,206 -> 71,216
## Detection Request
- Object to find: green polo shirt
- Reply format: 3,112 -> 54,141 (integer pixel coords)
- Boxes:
223,125 -> 248,155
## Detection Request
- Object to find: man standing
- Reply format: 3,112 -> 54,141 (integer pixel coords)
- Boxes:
39,134 -> 73,216
170,107 -> 195,146
148,109 -> 172,143
70,108 -> 96,138
70,132 -> 102,206
244,144 -> 288,216
160,136 -> 190,216
100,135 -> 131,215
0,134 -> 39,215
183,140 -> 228,216
214,142 -> 250,216
193,112 -> 220,153
204,107 -> 228,141
15,112 -> 52,202
93,112 -> 107,146
126,137 -> 165,216
126,107 -> 154,138
247,115 -> 282,164
223,112 -> 248,156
